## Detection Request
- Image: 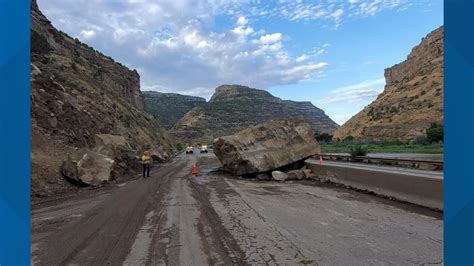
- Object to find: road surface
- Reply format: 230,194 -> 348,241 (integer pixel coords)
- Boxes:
307,159 -> 444,179
31,151 -> 443,265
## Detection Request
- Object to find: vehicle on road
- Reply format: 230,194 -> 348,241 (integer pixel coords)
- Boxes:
200,144 -> 208,153
186,145 -> 194,154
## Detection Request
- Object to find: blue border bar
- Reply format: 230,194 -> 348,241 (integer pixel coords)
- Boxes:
0,0 -> 473,265
445,0 -> 474,264
0,1 -> 30,265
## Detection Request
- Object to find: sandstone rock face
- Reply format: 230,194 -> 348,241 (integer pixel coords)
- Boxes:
143,91 -> 206,129
271,171 -> 288,182
334,27 -> 444,141
30,0 -> 175,196
172,85 -> 338,144
213,119 -> 321,176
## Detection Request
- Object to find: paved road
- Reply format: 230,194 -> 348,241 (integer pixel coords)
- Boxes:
307,159 -> 444,179
31,152 -> 443,265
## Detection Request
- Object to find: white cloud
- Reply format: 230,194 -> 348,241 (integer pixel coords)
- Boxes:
320,78 -> 385,104
37,0 -> 412,99
232,25 -> 254,37
237,16 -> 248,26
79,29 -> 96,39
331,9 -> 344,20
284,62 -> 328,76
256,33 -> 283,44
113,27 -> 145,44
296,54 -> 309,62
350,0 -> 404,17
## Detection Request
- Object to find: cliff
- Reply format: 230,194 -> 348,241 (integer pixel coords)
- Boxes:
30,0 -> 174,196
143,91 -> 206,129
334,27 -> 444,141
171,85 -> 338,143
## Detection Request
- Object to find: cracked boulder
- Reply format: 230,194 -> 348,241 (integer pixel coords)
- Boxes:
77,151 -> 115,186
214,119 -> 321,176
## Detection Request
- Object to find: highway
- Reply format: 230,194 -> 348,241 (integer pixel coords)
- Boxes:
307,159 -> 444,179
31,151 -> 443,265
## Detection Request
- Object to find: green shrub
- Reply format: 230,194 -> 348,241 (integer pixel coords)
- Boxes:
343,135 -> 355,142
175,143 -> 183,151
314,132 -> 333,142
413,135 -> 429,145
426,123 -> 443,143
350,146 -> 369,157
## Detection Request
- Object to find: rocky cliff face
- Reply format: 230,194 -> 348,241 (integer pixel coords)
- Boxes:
284,100 -> 339,133
31,0 -> 174,196
143,91 -> 206,129
171,85 -> 338,143
334,27 -> 444,141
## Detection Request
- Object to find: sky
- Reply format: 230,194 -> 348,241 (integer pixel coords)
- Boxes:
37,0 -> 443,125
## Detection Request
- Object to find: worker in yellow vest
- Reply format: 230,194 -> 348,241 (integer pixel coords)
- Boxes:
141,150 -> 151,178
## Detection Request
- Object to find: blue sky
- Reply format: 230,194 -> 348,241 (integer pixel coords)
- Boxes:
38,0 -> 443,125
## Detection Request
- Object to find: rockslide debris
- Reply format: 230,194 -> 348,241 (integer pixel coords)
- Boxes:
213,119 -> 321,176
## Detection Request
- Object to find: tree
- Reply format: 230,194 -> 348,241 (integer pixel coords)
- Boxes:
343,135 -> 355,142
426,123 -> 443,143
314,132 -> 333,143
413,135 -> 428,145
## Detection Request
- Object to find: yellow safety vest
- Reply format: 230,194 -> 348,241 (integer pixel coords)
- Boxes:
141,155 -> 151,164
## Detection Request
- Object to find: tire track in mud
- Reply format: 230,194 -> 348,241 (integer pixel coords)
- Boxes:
32,159 -> 185,266
148,155 -> 246,265
190,176 -> 247,265
207,177 -> 313,264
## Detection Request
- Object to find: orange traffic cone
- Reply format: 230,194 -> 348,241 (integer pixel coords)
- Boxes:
319,155 -> 323,165
192,161 -> 198,175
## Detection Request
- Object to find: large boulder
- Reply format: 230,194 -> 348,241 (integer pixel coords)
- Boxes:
60,156 -> 79,181
213,119 -> 321,175
94,134 -> 142,178
94,134 -> 132,158
76,151 -> 115,186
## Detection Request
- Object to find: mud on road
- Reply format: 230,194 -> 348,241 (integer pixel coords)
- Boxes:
31,152 -> 443,265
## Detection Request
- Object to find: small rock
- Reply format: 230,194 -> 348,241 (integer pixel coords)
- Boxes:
303,169 -> 317,179
272,171 -> 288,181
30,63 -> 42,76
287,169 -> 305,180
256,173 -> 270,181
48,116 -> 58,128
60,157 -> 78,180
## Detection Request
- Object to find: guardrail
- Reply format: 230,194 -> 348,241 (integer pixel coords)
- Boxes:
317,154 -> 443,171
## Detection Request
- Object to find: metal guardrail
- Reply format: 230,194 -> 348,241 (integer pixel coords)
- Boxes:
317,154 -> 444,171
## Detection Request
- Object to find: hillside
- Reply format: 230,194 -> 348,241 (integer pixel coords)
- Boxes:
143,91 -> 206,129
31,0 -> 175,196
334,27 -> 444,141
171,85 -> 339,143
